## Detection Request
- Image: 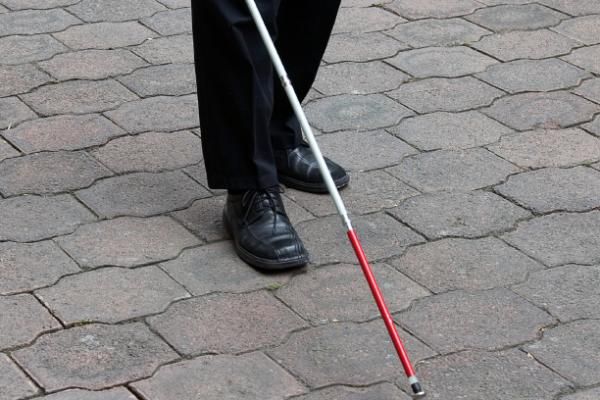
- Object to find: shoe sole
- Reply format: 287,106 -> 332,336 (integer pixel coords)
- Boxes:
279,173 -> 350,194
223,210 -> 309,271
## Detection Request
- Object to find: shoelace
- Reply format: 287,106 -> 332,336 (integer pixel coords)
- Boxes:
240,186 -> 285,234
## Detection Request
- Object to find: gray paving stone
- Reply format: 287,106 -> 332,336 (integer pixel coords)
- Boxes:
389,111 -> 512,150
268,320 -> 435,388
155,0 -> 189,8
277,263 -> 429,324
323,32 -> 406,63
561,388 -> 600,400
525,320 -> 600,386
584,116 -> 600,136
417,349 -> 570,400
563,45 -> 600,74
295,384 -> 411,400
12,323 -> 178,391
68,0 -> 166,22
54,22 -> 155,50
385,18 -> 490,48
56,216 -> 200,268
160,242 -> 293,295
332,7 -> 401,34
477,59 -> 589,93
496,166 -> 600,212
0,64 -> 52,97
393,237 -> 544,293
131,34 -> 193,64
0,34 -> 66,65
117,64 -> 196,97
105,95 -> 199,133
0,9 -> 80,37
0,195 -> 95,242
465,4 -> 567,32
483,92 -> 599,130
472,29 -> 579,61
0,97 -> 36,130
539,0 -> 600,16
170,196 -> 227,242
0,0 -> 79,9
401,288 -> 554,353
149,291 -> 307,355
40,388 -> 138,400
0,151 -> 112,196
387,149 -> 519,192
182,162 -> 225,194
297,213 -> 424,265
0,4 -> 5,11
314,62 -> 408,95
22,80 -> 137,116
388,77 -> 504,113
0,353 -> 38,400
0,294 -> 60,350
0,138 -> 18,162
503,211 -> 600,266
514,265 -> 600,322
488,128 -> 600,168
3,114 -> 125,153
132,353 -> 306,400
386,0 -> 483,19
91,131 -> 202,173
573,78 -> 600,104
553,15 -> 600,45
141,8 -> 191,35
387,46 -> 498,78
305,94 -> 414,132
38,49 -> 147,81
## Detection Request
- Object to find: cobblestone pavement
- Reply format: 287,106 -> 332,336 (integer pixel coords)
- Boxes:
1,0 -> 599,399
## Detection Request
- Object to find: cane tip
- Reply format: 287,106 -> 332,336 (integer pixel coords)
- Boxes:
411,382 -> 426,397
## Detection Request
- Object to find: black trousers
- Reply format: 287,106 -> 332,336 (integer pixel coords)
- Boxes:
191,0 -> 340,190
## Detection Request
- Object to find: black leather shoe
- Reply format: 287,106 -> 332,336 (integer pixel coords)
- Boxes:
275,143 -> 349,193
223,187 -> 309,270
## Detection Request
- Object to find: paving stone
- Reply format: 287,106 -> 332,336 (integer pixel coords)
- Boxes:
105,95 -> 199,133
388,149 -> 519,192
41,388 -> 138,400
465,4 -> 567,32
385,18 -> 490,48
277,263 -> 429,324
160,242 -> 293,295
132,34 -> 193,64
54,22 -> 155,50
386,0 -> 483,19
323,32 -> 406,63
295,384 -> 411,400
285,170 -> 418,216
393,237 -> 544,293
297,213 -> 424,265
388,46 -> 498,78
0,64 -> 52,97
0,195 -> 95,242
418,349 -> 570,400
0,34 -> 67,65
563,45 -> 600,74
573,78 -> 600,104
132,353 -> 305,400
553,15 -> 600,45
182,162 -> 225,194
0,353 -> 38,400
525,320 -> 600,386
496,166 -> 600,212
170,196 -> 227,242
0,9 -> 80,37
332,7 -> 401,34
488,128 -> 600,168
0,97 -> 36,130
584,116 -> 600,136
68,0 -> 166,22
141,8 -> 192,35
0,138 -> 18,161
3,114 -> 125,153
117,64 -> 196,97
268,320 -> 435,388
539,0 -> 600,16
472,29 -> 579,61
503,211 -> 600,266
0,294 -> 60,350
155,0 -> 188,7
305,94 -> 414,132
389,111 -> 512,150
477,59 -> 589,93
314,62 -> 408,95
388,77 -> 504,113
22,80 -> 137,116
36,266 -> 189,324
401,288 -> 554,353
56,216 -> 200,268
0,0 -> 79,9
149,291 -> 307,355
38,49 -> 147,81
0,151 -> 112,196
12,323 -> 178,391
91,131 -> 202,173
483,92 -> 599,130
561,388 -> 600,400
514,265 -> 600,322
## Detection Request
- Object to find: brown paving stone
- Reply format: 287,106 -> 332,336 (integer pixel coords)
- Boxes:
41,388 -> 138,400
56,216 -> 200,268
0,97 -> 36,130
68,0 -> 166,22
314,61 -> 408,95
0,64 -> 52,97
0,9 -> 80,37
117,64 -> 196,97
332,7 -> 401,34
0,353 -> 38,400
323,32 -> 406,63
12,323 -> 178,391
295,384 -> 411,400
0,34 -> 67,65
553,15 -> 600,45
385,18 -> 490,48
386,0 -> 483,19
465,4 -> 567,32
131,34 -> 193,64
170,196 -> 227,242
54,22 -> 156,50
562,44 -> 600,74
141,8 -> 192,35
